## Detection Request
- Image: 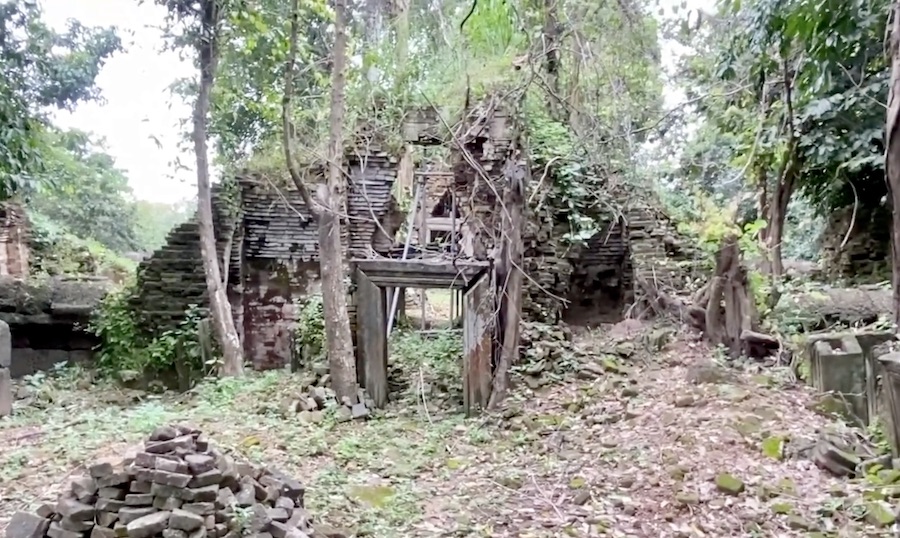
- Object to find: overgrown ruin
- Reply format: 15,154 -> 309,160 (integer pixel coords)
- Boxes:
123,97 -> 696,411
0,202 -> 112,380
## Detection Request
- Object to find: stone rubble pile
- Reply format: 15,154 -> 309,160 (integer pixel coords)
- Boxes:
5,425 -> 347,538
519,321 -> 574,366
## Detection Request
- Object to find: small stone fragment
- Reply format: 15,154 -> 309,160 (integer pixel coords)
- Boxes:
89,460 -> 117,479
71,477 -> 98,498
675,492 -> 700,506
6,511 -> 51,538
350,403 -> 369,420
154,497 -> 183,510
97,512 -> 119,527
47,522 -> 82,538
154,470 -> 192,488
169,509 -> 205,532
180,503 -> 215,516
56,497 -> 96,521
786,516 -> 815,531
97,472 -> 132,488
714,473 -> 745,496
572,490 -> 590,506
150,426 -> 179,442
183,454 -> 215,474
91,527 -> 118,538
155,458 -> 189,475
126,511 -> 171,538
866,501 -> 898,527
59,517 -> 94,532
125,494 -> 154,506
189,469 -> 222,488
118,508 -> 157,525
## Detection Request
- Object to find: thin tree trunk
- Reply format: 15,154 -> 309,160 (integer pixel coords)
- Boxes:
760,60 -> 798,312
488,167 -> 525,409
542,0 -> 563,122
194,0 -> 243,376
886,0 -> 900,327
283,0 -> 358,403
321,0 -> 357,404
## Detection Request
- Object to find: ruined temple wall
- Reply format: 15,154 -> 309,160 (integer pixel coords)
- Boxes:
235,157 -> 398,370
238,176 -> 318,370
0,276 -> 110,377
241,258 -> 319,370
563,218 -> 631,324
0,201 -> 30,277
346,151 -> 400,257
821,203 -> 890,283
130,186 -> 236,336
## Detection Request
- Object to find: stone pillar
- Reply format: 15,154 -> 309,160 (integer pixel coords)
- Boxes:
809,334 -> 867,425
0,320 -> 12,416
879,353 -> 900,458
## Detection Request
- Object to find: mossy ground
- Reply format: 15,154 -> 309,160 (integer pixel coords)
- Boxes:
0,328 -> 893,537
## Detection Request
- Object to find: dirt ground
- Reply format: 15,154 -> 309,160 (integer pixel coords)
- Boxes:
0,326 -> 887,537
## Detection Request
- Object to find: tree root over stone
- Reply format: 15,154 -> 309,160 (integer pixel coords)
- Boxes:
634,234 -> 780,359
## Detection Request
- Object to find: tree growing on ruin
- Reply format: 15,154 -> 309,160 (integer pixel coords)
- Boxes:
282,0 -> 358,403
157,0 -> 244,376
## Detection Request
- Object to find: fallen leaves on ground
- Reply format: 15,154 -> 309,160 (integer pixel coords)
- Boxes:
0,329 -> 886,536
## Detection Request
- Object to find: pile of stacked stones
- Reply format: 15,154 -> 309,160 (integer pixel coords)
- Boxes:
5,425 -> 345,538
518,321 -> 578,378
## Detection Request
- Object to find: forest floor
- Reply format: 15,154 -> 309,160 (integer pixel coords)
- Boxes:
0,324 -> 888,537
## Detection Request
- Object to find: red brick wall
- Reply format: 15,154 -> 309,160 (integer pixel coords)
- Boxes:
241,259 -> 320,370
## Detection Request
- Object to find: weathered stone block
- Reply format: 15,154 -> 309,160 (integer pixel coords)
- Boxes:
5,512 -> 50,538
810,334 -> 867,424
0,366 -> 11,416
0,320 -> 9,367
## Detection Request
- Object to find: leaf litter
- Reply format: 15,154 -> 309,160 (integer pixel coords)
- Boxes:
0,328 -> 888,537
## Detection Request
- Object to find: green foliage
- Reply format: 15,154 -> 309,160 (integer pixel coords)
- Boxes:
29,211 -> 137,280
294,294 -> 325,362
0,0 -> 121,198
90,289 -> 211,379
391,330 -> 462,391
674,0 -> 889,217
133,199 -> 195,252
26,128 -> 141,253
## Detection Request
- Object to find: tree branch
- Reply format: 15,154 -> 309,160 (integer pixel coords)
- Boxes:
282,0 -> 319,220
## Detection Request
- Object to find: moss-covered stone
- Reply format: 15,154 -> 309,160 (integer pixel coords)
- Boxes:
770,501 -> 793,515
714,473 -> 745,495
785,517 -> 815,531
675,492 -> 700,506
877,468 -> 900,484
865,501 -> 897,527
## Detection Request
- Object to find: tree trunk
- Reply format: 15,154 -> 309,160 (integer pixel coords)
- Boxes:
886,0 -> 900,328
282,0 -> 358,403
542,0 -> 563,122
320,0 -> 358,404
762,156 -> 796,310
317,191 -> 358,403
488,161 -> 525,409
193,0 -> 243,376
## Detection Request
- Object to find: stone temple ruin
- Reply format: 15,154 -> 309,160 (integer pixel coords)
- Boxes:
0,200 -> 112,403
124,97 -> 694,413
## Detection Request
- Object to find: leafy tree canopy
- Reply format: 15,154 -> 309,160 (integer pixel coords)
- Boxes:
26,128 -> 142,253
672,0 -> 888,211
0,0 -> 122,199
